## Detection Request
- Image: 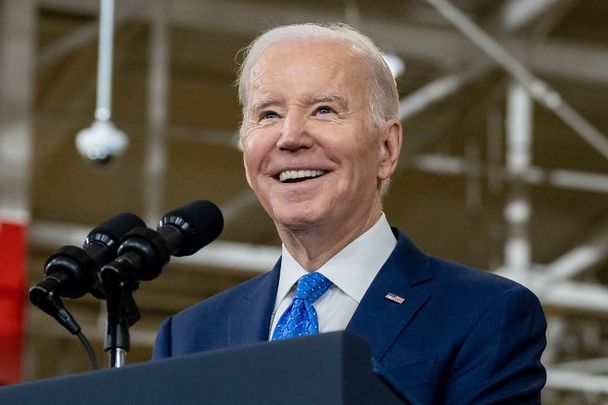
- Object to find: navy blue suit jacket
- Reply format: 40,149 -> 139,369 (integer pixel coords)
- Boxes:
153,229 -> 547,404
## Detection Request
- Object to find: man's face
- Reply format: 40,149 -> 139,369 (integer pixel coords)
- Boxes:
241,39 -> 397,234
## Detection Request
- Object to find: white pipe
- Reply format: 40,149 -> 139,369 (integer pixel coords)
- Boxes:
506,83 -> 533,175
501,0 -> 558,31
95,0 -> 116,122
553,357 -> 608,374
398,64 -> 488,121
546,369 -> 608,394
37,21 -> 100,70
543,225 -> 608,281
404,154 -> 608,194
505,82 -> 533,277
143,0 -> 169,224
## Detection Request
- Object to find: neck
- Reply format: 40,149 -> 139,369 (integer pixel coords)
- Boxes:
277,207 -> 383,271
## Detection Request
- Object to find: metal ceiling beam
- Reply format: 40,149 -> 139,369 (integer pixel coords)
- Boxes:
529,39 -> 608,86
37,19 -> 99,70
143,0 -> 169,224
503,82 -> 533,277
36,8 -> 133,70
553,357 -> 608,374
398,63 -> 491,121
495,271 -> 608,315
37,0 -> 608,85
500,0 -> 561,31
546,369 -> 608,394
542,224 -> 608,281
538,280 -> 608,314
402,153 -> 608,194
424,0 -> 608,161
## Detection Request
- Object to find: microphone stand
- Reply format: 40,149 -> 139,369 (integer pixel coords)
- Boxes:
100,217 -> 208,367
101,260 -> 141,368
100,226 -> 172,368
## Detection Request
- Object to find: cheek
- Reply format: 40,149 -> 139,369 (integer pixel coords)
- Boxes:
242,126 -> 278,153
242,138 -> 274,188
242,134 -> 264,166
243,152 -> 259,182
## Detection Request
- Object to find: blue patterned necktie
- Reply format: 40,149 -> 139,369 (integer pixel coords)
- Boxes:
271,272 -> 333,341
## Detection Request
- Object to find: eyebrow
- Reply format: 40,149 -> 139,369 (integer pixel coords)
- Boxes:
306,94 -> 348,110
249,98 -> 280,114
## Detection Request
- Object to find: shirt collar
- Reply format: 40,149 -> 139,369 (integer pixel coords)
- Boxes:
274,213 -> 397,308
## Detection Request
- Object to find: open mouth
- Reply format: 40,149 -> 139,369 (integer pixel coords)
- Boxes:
278,169 -> 327,183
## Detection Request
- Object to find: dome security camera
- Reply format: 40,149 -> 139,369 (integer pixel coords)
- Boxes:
75,120 -> 128,166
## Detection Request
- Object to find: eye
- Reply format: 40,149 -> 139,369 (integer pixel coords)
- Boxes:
314,105 -> 335,115
259,110 -> 280,121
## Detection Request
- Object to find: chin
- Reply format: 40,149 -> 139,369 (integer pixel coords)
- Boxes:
272,209 -> 326,232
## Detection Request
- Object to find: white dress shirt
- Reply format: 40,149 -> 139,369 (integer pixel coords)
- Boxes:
269,214 -> 397,339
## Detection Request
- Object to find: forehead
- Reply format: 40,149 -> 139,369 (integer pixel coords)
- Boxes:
248,39 -> 371,101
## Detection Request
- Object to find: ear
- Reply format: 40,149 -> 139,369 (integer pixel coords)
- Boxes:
377,119 -> 403,181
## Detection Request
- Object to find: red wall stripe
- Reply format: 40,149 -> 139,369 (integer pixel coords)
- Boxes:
0,222 -> 26,385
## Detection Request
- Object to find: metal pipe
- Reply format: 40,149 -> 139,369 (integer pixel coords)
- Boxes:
143,0 -> 169,224
501,0 -> 558,31
543,224 -> 608,281
546,369 -> 608,394
504,82 -> 533,277
404,154 -> 608,194
95,0 -> 116,122
398,64 -> 489,121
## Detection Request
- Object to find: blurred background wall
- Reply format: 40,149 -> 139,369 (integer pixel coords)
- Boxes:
0,0 -> 607,402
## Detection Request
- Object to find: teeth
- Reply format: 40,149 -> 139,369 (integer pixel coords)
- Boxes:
279,169 -> 326,182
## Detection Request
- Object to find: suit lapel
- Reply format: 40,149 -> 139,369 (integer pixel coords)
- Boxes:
228,259 -> 281,346
346,229 -> 433,363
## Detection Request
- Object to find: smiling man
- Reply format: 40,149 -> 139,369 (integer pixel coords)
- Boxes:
153,23 -> 547,404
240,36 -> 401,271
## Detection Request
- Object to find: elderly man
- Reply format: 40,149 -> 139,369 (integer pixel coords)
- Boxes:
153,23 -> 547,403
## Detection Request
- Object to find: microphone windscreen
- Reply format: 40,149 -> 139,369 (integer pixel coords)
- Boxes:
86,213 -> 147,249
160,200 -> 224,256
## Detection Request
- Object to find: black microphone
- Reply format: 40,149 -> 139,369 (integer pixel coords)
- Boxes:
29,213 -> 146,335
100,200 -> 224,286
29,213 -> 146,303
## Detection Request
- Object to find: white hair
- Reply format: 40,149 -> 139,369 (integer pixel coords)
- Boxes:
236,23 -> 399,195
237,23 -> 399,128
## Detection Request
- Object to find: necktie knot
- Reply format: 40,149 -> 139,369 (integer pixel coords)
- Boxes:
271,272 -> 332,341
294,272 -> 332,303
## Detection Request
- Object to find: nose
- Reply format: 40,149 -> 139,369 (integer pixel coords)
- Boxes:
276,111 -> 313,151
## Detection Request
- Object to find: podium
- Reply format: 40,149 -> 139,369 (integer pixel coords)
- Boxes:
0,332 -> 405,404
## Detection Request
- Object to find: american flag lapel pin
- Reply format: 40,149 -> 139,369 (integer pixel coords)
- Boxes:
385,293 -> 405,304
